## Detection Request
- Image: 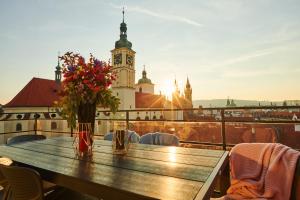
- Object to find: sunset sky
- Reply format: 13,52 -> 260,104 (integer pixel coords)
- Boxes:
1,0 -> 300,104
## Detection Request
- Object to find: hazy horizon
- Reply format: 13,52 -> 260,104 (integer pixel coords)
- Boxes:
1,0 -> 300,104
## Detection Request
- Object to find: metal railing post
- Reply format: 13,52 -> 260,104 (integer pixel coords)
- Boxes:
221,109 -> 226,150
126,111 -> 129,130
34,115 -> 37,135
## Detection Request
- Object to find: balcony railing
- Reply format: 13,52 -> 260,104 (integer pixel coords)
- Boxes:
1,106 -> 299,150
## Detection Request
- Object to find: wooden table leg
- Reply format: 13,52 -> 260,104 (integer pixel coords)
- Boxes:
220,160 -> 230,195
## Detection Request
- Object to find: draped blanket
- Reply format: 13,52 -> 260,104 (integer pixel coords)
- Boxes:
225,143 -> 300,200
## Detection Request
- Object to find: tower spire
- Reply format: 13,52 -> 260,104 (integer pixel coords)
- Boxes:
186,77 -> 191,88
142,65 -> 147,78
57,51 -> 60,65
115,7 -> 132,49
122,7 -> 125,23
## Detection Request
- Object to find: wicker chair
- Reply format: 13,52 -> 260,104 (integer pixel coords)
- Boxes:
0,165 -> 58,200
0,157 -> 13,200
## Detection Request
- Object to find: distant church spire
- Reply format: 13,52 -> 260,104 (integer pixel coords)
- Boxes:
55,53 -> 61,84
184,77 -> 192,104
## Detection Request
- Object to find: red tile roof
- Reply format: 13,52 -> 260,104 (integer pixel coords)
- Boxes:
135,92 -> 166,108
5,78 -> 61,107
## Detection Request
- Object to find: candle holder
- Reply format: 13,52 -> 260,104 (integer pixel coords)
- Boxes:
73,123 -> 93,157
112,130 -> 130,155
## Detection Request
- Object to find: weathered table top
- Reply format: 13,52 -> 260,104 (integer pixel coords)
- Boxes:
0,136 -> 229,200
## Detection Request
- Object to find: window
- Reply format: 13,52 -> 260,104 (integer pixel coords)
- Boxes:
139,87 -> 142,92
16,123 -> 22,131
51,122 -> 57,130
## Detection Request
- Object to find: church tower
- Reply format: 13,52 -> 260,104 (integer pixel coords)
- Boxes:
111,9 -> 136,109
184,77 -> 192,102
55,56 -> 61,84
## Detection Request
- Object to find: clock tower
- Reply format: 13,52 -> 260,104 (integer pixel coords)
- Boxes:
111,9 -> 136,110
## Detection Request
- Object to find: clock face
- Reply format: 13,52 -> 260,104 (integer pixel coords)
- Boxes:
114,53 -> 122,65
126,54 -> 133,65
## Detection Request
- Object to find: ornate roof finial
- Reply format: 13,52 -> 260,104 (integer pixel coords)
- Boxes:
57,51 -> 60,65
142,65 -> 147,78
122,7 -> 125,23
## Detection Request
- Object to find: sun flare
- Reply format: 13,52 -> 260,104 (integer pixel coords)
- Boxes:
159,80 -> 175,100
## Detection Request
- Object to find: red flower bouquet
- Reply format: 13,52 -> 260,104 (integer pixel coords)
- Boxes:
58,52 -> 119,130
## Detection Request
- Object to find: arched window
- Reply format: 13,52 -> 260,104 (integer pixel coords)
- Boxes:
51,122 -> 57,130
139,87 -> 142,92
16,123 -> 22,131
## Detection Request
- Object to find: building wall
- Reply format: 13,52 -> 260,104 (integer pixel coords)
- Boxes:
135,83 -> 154,94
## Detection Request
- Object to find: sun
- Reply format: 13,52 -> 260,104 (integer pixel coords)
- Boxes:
159,80 -> 175,100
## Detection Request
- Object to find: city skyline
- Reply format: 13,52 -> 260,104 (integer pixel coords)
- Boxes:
1,0 -> 300,105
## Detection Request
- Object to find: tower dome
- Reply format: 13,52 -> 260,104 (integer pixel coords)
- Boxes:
138,66 -> 152,84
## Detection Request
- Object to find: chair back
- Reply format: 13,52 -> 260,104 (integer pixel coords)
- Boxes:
128,131 -> 140,143
291,157 -> 300,200
104,131 -> 140,143
104,132 -> 113,141
7,134 -> 46,145
139,133 -> 155,145
140,132 -> 179,146
154,132 -> 179,146
0,165 -> 44,200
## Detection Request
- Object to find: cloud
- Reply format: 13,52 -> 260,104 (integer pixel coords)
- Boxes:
221,66 -> 300,78
109,3 -> 203,27
209,45 -> 290,70
214,49 -> 275,68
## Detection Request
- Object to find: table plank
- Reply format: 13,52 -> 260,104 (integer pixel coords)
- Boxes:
10,141 -> 214,182
49,136 -> 224,157
34,138 -> 221,167
0,145 -> 202,200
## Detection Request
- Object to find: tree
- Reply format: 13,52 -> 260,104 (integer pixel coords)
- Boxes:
282,101 -> 287,106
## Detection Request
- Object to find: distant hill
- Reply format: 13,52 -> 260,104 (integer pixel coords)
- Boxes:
193,99 -> 300,108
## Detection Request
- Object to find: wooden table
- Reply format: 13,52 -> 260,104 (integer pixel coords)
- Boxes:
0,136 -> 229,200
